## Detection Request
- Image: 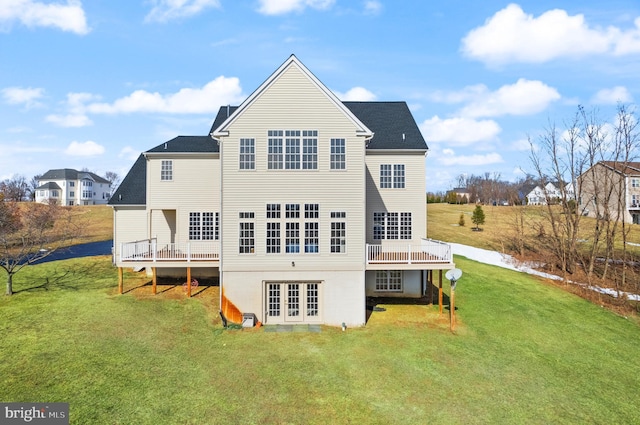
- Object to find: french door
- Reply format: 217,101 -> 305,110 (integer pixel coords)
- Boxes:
265,282 -> 321,323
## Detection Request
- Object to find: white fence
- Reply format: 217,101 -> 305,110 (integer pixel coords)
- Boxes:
120,239 -> 220,262
367,238 -> 452,264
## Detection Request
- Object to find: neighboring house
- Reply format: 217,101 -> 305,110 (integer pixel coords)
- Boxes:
35,169 -> 111,206
579,161 -> 640,224
448,187 -> 470,203
109,55 -> 454,327
526,181 -> 574,205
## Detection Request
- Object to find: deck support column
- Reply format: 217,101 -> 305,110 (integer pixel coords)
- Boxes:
118,267 -> 123,294
187,267 -> 192,298
429,270 -> 434,304
152,267 -> 157,295
438,270 -> 443,316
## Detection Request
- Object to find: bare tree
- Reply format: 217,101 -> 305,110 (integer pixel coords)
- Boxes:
0,196 -> 78,295
29,175 -> 41,201
0,175 -> 29,202
104,171 -> 121,198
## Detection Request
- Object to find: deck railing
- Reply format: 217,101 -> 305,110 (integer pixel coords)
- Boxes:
119,239 -> 220,262
366,238 -> 452,264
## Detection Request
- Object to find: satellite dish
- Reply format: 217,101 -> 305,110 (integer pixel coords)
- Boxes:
445,268 -> 462,282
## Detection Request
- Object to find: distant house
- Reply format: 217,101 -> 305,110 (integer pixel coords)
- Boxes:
35,169 -> 111,206
448,187 -> 470,203
579,161 -> 640,224
526,182 -> 574,205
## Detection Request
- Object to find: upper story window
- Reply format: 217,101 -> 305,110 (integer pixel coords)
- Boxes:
302,131 -> 318,170
268,131 -> 284,169
189,212 -> 218,240
330,138 -> 346,170
239,212 -> 255,254
632,178 -> 640,188
380,164 -> 405,188
373,212 -> 411,240
239,138 -> 255,170
161,160 -> 173,181
330,211 -> 346,253
285,130 -> 301,169
82,180 -> 93,187
69,181 -> 75,187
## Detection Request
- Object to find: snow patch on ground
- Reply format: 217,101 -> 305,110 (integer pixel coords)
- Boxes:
450,243 -> 640,301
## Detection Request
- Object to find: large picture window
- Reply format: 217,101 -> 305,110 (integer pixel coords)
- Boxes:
189,212 -> 218,240
271,130 -> 318,170
380,164 -> 405,188
375,271 -> 403,292
373,212 -> 411,240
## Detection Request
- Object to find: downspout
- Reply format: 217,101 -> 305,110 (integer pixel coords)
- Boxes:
212,133 -> 223,313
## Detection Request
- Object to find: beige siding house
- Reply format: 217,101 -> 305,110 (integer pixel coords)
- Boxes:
110,55 -> 454,327
579,161 -> 640,224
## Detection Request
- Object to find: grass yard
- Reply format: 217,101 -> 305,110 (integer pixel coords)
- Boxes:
1,255 -> 639,424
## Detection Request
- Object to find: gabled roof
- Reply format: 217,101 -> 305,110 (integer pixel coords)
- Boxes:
599,161 -> 640,176
212,55 -> 373,140
108,155 -> 146,206
39,168 -> 110,184
36,182 -> 61,190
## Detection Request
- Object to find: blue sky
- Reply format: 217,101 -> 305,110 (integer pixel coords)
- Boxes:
2,0 -> 640,192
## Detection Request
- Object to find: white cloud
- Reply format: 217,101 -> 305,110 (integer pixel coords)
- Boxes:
440,152 -> 504,167
420,116 -> 501,145
2,86 -> 44,108
46,113 -> 92,127
86,76 -> 244,114
509,138 -> 532,151
461,4 -> 640,65
145,0 -> 221,23
0,0 -> 89,34
335,86 -> 376,101
460,79 -> 560,118
257,0 -> 335,16
364,1 -> 382,15
591,86 -> 633,104
119,146 -> 141,161
64,140 -> 105,156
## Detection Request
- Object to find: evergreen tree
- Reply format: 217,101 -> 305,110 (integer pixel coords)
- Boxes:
471,205 -> 485,230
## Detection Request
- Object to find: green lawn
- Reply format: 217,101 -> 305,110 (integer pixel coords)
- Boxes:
2,256 -> 639,424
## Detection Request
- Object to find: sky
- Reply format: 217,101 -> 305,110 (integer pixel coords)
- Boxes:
2,0 -> 640,192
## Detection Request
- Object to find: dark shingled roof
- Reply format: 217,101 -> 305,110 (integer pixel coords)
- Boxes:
108,154 -> 147,206
111,102 -> 426,206
39,168 -> 110,184
147,135 -> 219,153
343,101 -> 428,151
36,182 -> 61,190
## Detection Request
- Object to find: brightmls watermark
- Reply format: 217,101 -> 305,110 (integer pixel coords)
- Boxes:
1,403 -> 68,424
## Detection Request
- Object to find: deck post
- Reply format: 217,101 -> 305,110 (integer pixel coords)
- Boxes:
152,267 -> 157,295
429,270 -> 434,304
187,267 -> 192,298
438,270 -> 443,316
118,267 -> 123,294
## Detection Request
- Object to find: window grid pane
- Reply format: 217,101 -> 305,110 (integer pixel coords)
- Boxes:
189,212 -> 201,240
288,284 -> 300,317
302,131 -> 318,170
239,217 -> 255,253
286,222 -> 300,253
305,222 -> 319,253
268,284 -> 280,317
400,212 -> 412,240
285,131 -> 300,169
266,222 -> 281,253
161,160 -> 172,181
202,212 -> 215,240
380,164 -> 392,188
239,138 -> 255,170
268,131 -> 284,170
307,283 -> 319,317
330,138 -> 346,170
331,221 -> 346,253
394,164 -> 405,188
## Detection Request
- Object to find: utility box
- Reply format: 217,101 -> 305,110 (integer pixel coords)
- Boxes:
242,313 -> 256,328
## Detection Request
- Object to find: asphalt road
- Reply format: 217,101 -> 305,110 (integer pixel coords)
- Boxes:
32,240 -> 113,264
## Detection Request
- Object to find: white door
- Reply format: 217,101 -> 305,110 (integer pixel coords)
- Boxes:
265,282 -> 321,324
